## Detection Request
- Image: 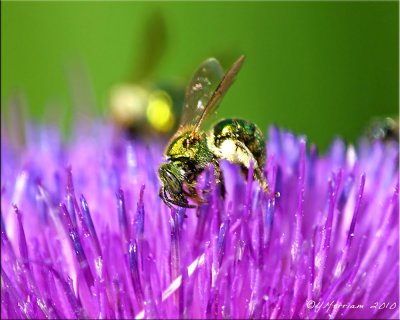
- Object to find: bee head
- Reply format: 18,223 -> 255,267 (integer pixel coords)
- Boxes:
158,163 -> 194,208
158,163 -> 183,195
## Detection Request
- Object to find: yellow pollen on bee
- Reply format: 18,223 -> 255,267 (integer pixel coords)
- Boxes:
216,139 -> 252,167
220,139 -> 236,156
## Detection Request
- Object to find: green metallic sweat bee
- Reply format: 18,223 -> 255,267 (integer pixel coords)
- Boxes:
366,116 -> 399,143
158,56 -> 272,208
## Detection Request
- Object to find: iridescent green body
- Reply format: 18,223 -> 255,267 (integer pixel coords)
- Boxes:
158,55 -> 273,208
211,118 -> 266,169
158,118 -> 269,208
166,131 -> 214,168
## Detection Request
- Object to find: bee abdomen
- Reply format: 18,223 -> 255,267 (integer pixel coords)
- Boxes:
210,119 -> 266,168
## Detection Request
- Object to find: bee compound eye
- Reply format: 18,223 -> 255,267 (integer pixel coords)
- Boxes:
165,170 -> 181,194
166,170 -> 174,181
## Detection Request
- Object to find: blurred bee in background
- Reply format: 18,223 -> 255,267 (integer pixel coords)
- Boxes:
109,11 -> 183,137
158,55 -> 277,208
366,116 -> 399,143
108,12 -> 240,138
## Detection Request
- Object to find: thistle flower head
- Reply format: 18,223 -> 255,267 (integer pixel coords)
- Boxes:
1,121 -> 399,319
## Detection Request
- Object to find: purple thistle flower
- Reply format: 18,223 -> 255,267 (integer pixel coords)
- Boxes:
1,122 -> 398,319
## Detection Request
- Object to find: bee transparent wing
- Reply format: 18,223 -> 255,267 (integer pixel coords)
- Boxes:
179,58 -> 225,129
193,55 -> 245,133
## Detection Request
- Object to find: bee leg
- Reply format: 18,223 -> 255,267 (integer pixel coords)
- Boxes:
253,167 -> 271,195
170,194 -> 196,209
159,187 -> 172,208
253,167 -> 280,198
232,140 -> 273,196
213,162 -> 226,198
240,164 -> 271,194
160,186 -> 195,208
175,197 -> 196,209
185,184 -> 207,204
240,165 -> 249,180
169,191 -> 196,209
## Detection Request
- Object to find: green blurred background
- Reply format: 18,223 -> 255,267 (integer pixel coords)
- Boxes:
1,1 -> 398,150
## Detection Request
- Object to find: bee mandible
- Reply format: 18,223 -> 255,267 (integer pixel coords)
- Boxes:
158,55 -> 273,208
